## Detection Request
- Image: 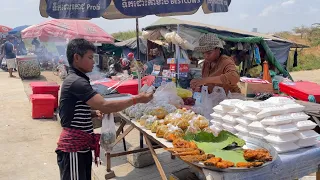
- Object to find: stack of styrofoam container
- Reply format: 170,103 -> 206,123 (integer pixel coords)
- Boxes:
210,97 -> 319,153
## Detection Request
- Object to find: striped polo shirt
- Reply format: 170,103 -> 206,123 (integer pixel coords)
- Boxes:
59,68 -> 97,151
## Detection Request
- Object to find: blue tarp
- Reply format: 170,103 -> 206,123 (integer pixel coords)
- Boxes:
8,25 -> 30,35
44,0 -> 231,19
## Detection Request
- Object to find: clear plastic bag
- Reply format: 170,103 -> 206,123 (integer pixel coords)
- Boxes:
200,86 -> 227,119
153,82 -> 184,108
100,114 -> 116,152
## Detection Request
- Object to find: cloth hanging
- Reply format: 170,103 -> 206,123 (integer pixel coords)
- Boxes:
253,44 -> 261,64
293,48 -> 298,67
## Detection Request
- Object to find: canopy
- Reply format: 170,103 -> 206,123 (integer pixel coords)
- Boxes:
39,0 -> 232,19
0,25 -> 12,33
21,19 -> 114,43
9,25 -> 30,35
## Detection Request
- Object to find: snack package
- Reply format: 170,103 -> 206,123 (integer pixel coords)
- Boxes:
145,116 -> 158,130
150,107 -> 168,119
175,119 -> 190,130
164,113 -> 182,125
185,122 -> 201,134
156,125 -> 169,138
192,115 -> 210,129
151,120 -> 161,133
138,115 -> 153,126
164,124 -> 184,142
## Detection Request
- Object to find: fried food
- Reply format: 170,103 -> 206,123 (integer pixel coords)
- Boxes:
163,128 -> 184,142
204,157 -> 222,166
204,157 -> 234,168
180,154 -> 208,163
156,125 -> 168,138
164,148 -> 197,152
207,154 -> 215,159
236,162 -> 264,168
243,149 -> 272,162
172,138 -> 198,149
173,149 -> 204,156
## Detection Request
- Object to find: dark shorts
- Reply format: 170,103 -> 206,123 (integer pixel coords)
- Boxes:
56,150 -> 92,180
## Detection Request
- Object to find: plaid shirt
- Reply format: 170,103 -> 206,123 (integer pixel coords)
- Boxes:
56,128 -> 101,166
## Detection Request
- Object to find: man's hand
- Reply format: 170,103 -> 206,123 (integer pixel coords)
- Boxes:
136,92 -> 154,104
190,78 -> 206,91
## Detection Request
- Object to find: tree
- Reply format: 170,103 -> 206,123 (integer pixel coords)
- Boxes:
293,25 -> 310,39
111,30 -> 141,41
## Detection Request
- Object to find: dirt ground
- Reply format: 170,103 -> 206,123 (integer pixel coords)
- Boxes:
290,69 -> 320,83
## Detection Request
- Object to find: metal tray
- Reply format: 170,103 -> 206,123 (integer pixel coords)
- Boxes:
193,136 -> 278,172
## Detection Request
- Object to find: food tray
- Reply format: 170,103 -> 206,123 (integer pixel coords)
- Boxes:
193,136 -> 278,172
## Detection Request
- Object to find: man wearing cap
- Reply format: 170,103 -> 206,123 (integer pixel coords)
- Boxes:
144,48 -> 165,75
191,34 -> 240,93
4,36 -> 17,78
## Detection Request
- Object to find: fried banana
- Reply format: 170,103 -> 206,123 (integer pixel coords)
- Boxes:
204,157 -> 222,166
174,149 -> 204,156
164,148 -> 197,152
172,138 -> 198,149
243,149 -> 272,162
236,162 -> 264,168
180,154 -> 208,163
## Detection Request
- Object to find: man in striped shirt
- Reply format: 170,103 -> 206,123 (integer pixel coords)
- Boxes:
56,39 -> 153,180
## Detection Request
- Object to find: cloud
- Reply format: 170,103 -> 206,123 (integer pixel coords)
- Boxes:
281,0 -> 296,6
239,13 -> 249,20
259,5 -> 277,17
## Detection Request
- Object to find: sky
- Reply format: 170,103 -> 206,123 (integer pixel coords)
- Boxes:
1,0 -> 320,34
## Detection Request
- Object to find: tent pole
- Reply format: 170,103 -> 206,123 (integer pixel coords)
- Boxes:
136,18 -> 140,60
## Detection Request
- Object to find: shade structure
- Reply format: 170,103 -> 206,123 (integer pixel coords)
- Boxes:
21,19 -> 114,43
0,25 -> 12,33
8,25 -> 30,35
39,0 -> 231,19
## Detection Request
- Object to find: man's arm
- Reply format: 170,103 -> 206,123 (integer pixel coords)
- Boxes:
86,93 -> 152,114
71,78 -> 153,115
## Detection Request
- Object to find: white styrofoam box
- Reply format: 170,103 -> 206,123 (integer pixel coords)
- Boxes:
234,124 -> 249,134
213,105 -> 227,114
291,112 -> 310,122
249,130 -> 269,139
283,103 -> 305,113
222,123 -> 238,134
228,108 -> 242,117
270,142 -> 300,153
235,101 -> 260,113
210,119 -> 223,127
265,124 -> 299,135
265,97 -> 295,105
260,114 -> 292,126
294,130 -> 319,140
296,138 -> 318,148
264,133 -> 299,145
222,114 -> 237,124
235,117 -> 252,126
210,112 -> 225,120
248,121 -> 267,131
243,112 -> 260,121
257,106 -> 289,119
293,120 -> 317,131
220,99 -> 243,109
236,132 -> 250,138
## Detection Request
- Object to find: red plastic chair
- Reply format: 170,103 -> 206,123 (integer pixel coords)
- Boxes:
141,75 -> 155,86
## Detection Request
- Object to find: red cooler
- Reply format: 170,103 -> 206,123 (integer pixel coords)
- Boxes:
30,94 -> 56,119
99,79 -> 139,95
279,81 -> 320,103
30,82 -> 60,108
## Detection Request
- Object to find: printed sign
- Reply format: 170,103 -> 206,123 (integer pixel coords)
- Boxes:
46,0 -> 111,19
206,0 -> 230,12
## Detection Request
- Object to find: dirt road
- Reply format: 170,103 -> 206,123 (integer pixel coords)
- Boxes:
290,69 -> 320,83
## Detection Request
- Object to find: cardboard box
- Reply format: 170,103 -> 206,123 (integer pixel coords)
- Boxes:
238,82 -> 274,97
169,64 -> 189,72
167,58 -> 188,64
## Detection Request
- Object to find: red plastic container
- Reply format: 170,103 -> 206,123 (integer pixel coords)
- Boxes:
30,94 -> 56,119
279,81 -> 320,103
99,79 -> 139,95
30,82 -> 60,108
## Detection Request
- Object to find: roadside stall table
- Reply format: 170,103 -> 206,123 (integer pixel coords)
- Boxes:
105,112 -> 320,180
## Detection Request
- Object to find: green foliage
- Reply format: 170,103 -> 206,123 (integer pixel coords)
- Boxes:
111,30 -> 141,41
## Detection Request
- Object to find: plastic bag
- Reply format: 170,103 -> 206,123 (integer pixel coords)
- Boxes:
100,114 -> 116,152
199,86 -> 227,119
177,88 -> 193,98
153,82 -> 184,108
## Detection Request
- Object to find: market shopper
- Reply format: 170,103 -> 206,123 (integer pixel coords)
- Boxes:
4,36 -> 17,78
144,48 -> 165,74
56,38 -> 153,180
190,34 -> 240,93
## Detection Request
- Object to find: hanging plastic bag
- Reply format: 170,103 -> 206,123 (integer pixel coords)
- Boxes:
100,114 -> 116,152
201,86 -> 227,119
